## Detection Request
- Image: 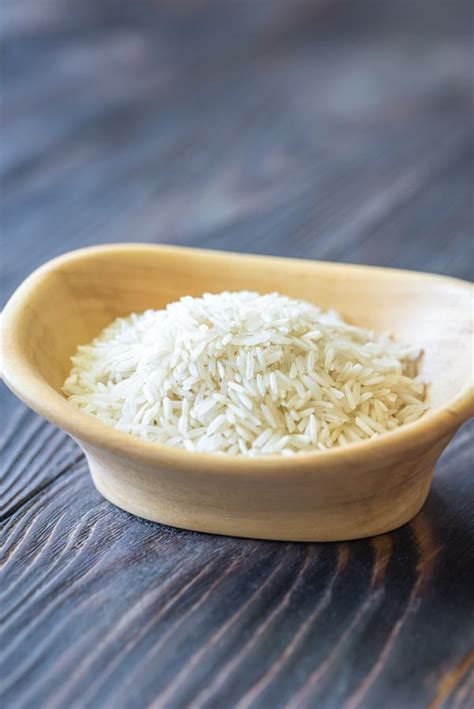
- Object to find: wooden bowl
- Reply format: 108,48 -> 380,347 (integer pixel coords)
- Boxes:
2,244 -> 473,541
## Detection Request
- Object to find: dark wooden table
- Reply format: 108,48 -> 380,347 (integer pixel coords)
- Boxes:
2,1 -> 473,707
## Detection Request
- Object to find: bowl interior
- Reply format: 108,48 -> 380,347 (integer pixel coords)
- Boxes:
8,245 -> 473,411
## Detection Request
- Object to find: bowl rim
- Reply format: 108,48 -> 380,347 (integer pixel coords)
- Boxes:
2,243 -> 473,473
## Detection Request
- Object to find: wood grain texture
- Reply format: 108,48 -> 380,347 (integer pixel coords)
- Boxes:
1,0 -> 473,706
1,419 -> 473,708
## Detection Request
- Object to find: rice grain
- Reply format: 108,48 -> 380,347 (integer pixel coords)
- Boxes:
63,291 -> 428,456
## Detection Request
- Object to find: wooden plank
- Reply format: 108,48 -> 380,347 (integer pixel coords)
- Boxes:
2,1 -> 472,301
343,140 -> 474,280
0,372 -> 78,520
1,422 -> 473,708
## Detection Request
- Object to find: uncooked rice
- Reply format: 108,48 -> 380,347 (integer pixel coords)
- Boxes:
63,291 -> 428,456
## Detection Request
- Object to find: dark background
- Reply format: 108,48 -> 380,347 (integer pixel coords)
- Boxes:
2,1 -> 473,707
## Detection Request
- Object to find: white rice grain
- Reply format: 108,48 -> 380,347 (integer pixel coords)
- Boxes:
63,290 -> 427,456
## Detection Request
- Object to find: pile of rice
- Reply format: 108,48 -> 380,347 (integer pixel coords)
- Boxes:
63,291 -> 427,456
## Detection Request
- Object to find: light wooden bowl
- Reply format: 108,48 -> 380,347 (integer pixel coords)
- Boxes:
2,244 -> 473,541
